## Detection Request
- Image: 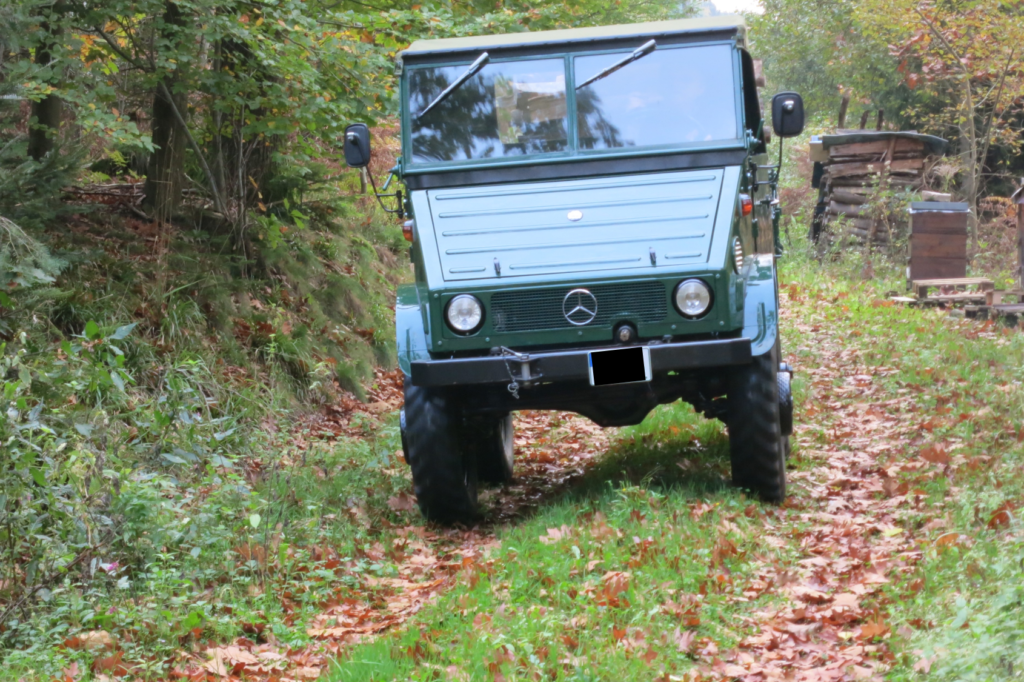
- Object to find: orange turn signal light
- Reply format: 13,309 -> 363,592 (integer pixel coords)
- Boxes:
402,220 -> 414,242
739,194 -> 753,217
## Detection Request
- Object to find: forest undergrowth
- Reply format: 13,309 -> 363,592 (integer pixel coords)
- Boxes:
0,182 -> 418,678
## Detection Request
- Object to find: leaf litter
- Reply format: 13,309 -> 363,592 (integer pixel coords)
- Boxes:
74,284 -> 1021,681
147,371 -> 612,681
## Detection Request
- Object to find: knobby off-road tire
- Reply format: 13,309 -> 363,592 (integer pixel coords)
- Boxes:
778,369 -> 793,459
399,407 -> 410,463
467,413 -> 514,485
727,348 -> 787,502
403,383 -> 478,524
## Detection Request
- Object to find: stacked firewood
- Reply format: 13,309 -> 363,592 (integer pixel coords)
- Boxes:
812,134 -> 947,245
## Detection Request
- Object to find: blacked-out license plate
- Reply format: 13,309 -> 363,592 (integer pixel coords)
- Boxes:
588,347 -> 652,387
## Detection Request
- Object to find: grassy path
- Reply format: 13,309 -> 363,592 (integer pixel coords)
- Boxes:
180,261 -> 1024,682
323,264 -> 1024,682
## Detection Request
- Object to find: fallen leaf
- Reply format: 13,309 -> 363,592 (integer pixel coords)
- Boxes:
858,620 -> 890,640
540,525 -> 572,544
67,630 -> 116,652
387,491 -> 416,512
601,571 -> 631,597
987,502 -> 1015,529
935,532 -> 967,549
920,444 -> 950,465
833,593 -> 860,609
91,651 -> 128,676
672,627 -> 696,653
60,662 -> 81,682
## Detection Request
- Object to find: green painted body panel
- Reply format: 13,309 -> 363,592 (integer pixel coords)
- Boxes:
402,166 -> 745,354
426,169 -> 724,282
396,283 -> 431,376
742,254 -> 779,358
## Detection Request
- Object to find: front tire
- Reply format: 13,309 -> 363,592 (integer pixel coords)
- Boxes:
468,413 -> 514,485
727,348 -> 787,502
403,383 -> 478,524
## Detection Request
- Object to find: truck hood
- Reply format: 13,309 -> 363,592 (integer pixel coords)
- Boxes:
421,168 -> 726,282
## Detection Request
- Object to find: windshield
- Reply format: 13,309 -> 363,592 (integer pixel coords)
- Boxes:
575,44 -> 738,150
409,59 -> 569,164
405,43 -> 739,166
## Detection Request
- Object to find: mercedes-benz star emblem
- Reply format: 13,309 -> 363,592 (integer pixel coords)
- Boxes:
567,209 -> 583,222
563,288 -> 598,326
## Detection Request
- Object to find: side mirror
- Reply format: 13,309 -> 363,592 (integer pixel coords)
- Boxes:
344,123 -> 371,168
771,92 -> 804,138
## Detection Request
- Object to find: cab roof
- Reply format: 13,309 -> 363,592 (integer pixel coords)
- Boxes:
401,15 -> 746,58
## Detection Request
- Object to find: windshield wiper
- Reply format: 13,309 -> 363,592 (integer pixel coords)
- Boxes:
575,39 -> 656,90
415,51 -> 490,120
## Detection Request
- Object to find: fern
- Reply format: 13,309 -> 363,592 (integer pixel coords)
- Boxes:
0,216 -> 65,290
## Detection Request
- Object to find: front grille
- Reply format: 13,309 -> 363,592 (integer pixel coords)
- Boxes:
490,281 -> 667,333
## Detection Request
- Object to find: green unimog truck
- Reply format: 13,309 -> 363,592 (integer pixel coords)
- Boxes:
343,15 -> 804,523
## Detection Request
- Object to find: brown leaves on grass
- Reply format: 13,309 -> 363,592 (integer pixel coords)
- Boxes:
662,594 -> 702,627
387,490 -> 417,512
703,288 -> 937,681
294,367 -> 406,442
539,525 -> 573,544
490,410 -> 610,522
63,630 -> 116,652
920,443 -> 951,465
592,571 -> 631,608
987,501 -> 1017,529
157,405 -> 606,682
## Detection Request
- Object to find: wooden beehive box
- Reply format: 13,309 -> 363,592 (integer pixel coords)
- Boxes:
909,202 -> 969,282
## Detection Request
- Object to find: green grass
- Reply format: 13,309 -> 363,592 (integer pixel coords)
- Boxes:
329,408 -> 805,682
779,246 -> 1024,681
328,240 -> 1024,682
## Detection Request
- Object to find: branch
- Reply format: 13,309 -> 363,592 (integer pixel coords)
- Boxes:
914,8 -> 967,75
92,25 -> 149,72
157,81 -> 228,216
0,134 -> 26,158
977,47 -> 1017,179
113,15 -> 156,71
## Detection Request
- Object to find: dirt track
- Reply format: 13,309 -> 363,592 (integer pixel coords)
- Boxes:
187,291 -> 982,681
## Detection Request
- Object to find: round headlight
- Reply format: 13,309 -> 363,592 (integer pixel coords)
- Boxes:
733,237 -> 744,272
445,294 -> 484,334
674,279 -> 713,319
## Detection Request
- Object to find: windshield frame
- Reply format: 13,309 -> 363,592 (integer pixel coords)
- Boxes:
400,39 -> 745,173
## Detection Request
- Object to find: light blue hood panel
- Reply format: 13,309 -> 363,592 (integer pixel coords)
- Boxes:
424,169 -> 725,282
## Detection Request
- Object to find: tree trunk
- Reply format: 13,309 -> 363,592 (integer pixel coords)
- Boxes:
959,79 -> 980,258
26,21 -> 62,161
142,1 -> 188,222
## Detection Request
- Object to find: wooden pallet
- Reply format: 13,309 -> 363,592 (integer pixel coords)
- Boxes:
912,278 -> 994,300
917,292 -> 991,305
964,304 -> 1024,324
985,290 -> 1024,305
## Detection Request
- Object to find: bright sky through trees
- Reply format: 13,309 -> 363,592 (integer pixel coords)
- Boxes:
707,0 -> 764,14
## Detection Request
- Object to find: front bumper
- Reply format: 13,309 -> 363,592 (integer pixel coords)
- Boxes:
411,337 -> 752,388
